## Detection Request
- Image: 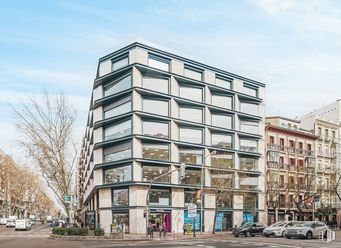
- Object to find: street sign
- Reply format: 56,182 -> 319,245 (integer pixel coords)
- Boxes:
313,195 -> 320,203
188,204 -> 197,218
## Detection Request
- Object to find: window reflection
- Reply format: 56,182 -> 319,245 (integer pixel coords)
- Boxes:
104,142 -> 132,162
104,75 -> 131,97
104,119 -> 131,140
239,139 -> 258,152
211,152 -> 234,169
149,189 -> 170,206
143,143 -> 169,161
211,133 -> 232,148
143,121 -> 169,138
113,189 -> 129,206
143,165 -> 169,183
179,149 -> 203,165
105,165 -> 131,183
179,128 -> 203,144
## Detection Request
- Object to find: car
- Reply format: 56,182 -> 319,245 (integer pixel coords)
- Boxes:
6,219 -> 16,228
0,218 -> 8,225
263,221 -> 301,237
15,219 -> 31,231
233,222 -> 267,237
30,219 -> 36,225
286,221 -> 328,239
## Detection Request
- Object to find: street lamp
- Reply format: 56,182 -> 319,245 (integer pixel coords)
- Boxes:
199,150 -> 216,235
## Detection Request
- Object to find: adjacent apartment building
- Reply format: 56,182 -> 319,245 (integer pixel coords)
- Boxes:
77,41 -> 266,234
265,117 -> 318,224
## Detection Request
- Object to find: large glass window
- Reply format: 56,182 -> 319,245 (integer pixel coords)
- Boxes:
104,97 -> 131,119
184,66 -> 202,81
142,165 -> 169,183
243,193 -> 258,209
210,170 -> 234,188
148,54 -> 170,71
216,76 -> 232,89
112,212 -> 129,233
212,94 -> 232,109
98,59 -> 111,77
142,121 -> 169,138
179,107 -> 203,123
113,189 -> 129,206
243,84 -> 258,97
239,174 -> 259,190
143,99 -> 169,116
240,157 -> 258,171
240,102 -> 259,115
179,149 -> 203,165
142,76 -> 169,94
105,165 -> 131,183
183,169 -> 201,185
149,189 -> 171,206
211,114 -> 232,129
179,128 -> 203,144
184,191 -> 197,207
104,75 -> 131,97
143,143 -> 169,161
240,120 -> 259,134
179,86 -> 203,102
112,56 -> 128,71
239,139 -> 258,152
104,119 -> 131,141
104,142 -> 132,162
211,133 -> 232,148
211,152 -> 234,169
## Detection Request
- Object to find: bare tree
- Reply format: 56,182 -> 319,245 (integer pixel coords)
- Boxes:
12,92 -> 77,219
266,171 -> 283,223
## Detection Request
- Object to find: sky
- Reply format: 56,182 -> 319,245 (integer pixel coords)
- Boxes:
1,0 -> 341,162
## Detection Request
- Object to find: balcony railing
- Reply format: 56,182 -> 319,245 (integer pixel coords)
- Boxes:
267,161 -> 279,169
267,143 -> 279,150
287,147 -> 295,153
306,150 -> 314,156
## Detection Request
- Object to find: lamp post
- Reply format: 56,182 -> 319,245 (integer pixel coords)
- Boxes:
199,150 -> 216,235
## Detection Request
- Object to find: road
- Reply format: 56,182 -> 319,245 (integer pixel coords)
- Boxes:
0,224 -> 340,248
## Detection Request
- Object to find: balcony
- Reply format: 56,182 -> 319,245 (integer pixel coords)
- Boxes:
288,165 -> 296,171
306,150 -> 314,156
267,143 -> 279,150
287,147 -> 295,154
296,148 -> 304,155
306,167 -> 315,174
267,161 -> 279,169
279,145 -> 286,152
279,163 -> 288,170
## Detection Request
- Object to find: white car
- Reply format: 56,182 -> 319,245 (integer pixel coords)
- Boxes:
263,221 -> 301,237
286,221 -> 328,239
6,219 -> 16,228
0,218 -> 8,225
15,219 -> 31,231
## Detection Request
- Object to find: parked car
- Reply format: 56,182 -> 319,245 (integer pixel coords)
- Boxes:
263,221 -> 301,237
6,219 -> 16,228
233,222 -> 267,237
15,219 -> 31,231
286,221 -> 328,239
0,218 -> 8,225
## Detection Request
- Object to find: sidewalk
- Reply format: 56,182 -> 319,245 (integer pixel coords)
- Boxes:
124,231 -> 230,241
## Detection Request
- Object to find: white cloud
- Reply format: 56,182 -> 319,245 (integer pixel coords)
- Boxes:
249,0 -> 296,14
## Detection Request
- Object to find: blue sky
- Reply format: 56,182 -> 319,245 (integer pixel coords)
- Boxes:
1,0 -> 341,161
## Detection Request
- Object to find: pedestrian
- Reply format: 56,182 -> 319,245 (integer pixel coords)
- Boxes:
183,223 -> 186,235
163,224 -> 166,238
148,222 -> 154,238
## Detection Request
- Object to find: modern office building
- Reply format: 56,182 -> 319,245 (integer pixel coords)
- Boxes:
265,117 -> 318,224
77,41 -> 266,234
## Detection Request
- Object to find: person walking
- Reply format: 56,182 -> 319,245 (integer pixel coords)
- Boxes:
183,223 -> 186,235
162,224 -> 166,239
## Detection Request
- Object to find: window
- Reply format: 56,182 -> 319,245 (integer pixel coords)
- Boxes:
185,191 -> 197,207
211,152 -> 233,169
240,157 -> 258,171
104,97 -> 131,119
183,169 -> 201,185
211,133 -> 232,148
211,94 -> 232,109
318,127 -> 322,136
104,142 -> 132,162
179,107 -> 203,123
143,99 -> 169,116
210,170 -> 234,188
112,56 -> 128,71
143,121 -> 169,138
239,139 -> 257,152
104,75 -> 131,97
113,189 -> 128,206
243,84 -> 258,97
104,119 -> 131,140
243,193 -> 258,209
149,189 -> 171,206
240,120 -> 259,134
105,165 -> 131,183
216,76 -> 232,89
98,59 -> 111,77
142,165 -> 169,183
148,54 -> 170,71
184,66 -> 202,81
143,143 -> 169,161
269,136 -> 274,144
211,114 -> 232,129
239,173 -> 259,190
332,131 -> 336,139
179,128 -> 203,144
179,149 -> 203,165
179,85 -> 203,102
325,129 -> 329,138
142,76 -> 169,94
240,102 -> 259,115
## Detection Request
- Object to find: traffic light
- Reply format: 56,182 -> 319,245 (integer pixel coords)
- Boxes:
179,163 -> 186,181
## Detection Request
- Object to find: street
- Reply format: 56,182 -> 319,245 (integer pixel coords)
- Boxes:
1,224 -> 341,248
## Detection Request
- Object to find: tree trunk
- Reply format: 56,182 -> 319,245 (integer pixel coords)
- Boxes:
212,207 -> 217,234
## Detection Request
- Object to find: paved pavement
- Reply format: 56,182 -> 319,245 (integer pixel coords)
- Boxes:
0,224 -> 341,248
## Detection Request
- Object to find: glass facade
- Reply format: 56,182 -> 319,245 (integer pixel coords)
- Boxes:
240,102 -> 259,115
179,128 -> 203,144
240,157 -> 258,171
142,121 -> 169,138
211,152 -> 234,169
104,75 -> 131,97
149,189 -> 171,206
239,139 -> 258,152
142,165 -> 170,183
216,77 -> 232,89
184,191 -> 197,207
179,107 -> 203,123
183,169 -> 201,185
240,120 -> 259,134
142,76 -> 169,94
104,97 -> 131,119
104,165 -> 132,183
179,86 -> 202,102
112,56 -> 128,71
243,84 -> 258,97
104,142 -> 132,162
179,149 -> 203,165
143,99 -> 169,116
113,188 -> 129,206
210,170 -> 234,188
148,54 -> 170,71
211,114 -> 232,129
104,119 -> 131,141
211,94 -> 232,109
143,143 -> 169,161
211,133 -> 232,148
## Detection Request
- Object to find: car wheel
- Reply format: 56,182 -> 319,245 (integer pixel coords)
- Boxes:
264,235 -> 269,237
234,235 -> 239,237
245,231 -> 251,237
306,231 -> 312,239
286,236 -> 291,239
